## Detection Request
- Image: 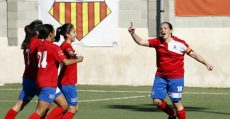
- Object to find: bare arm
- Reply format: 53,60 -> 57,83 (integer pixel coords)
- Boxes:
67,51 -> 78,59
189,52 -> 213,71
128,22 -> 149,46
62,56 -> 83,66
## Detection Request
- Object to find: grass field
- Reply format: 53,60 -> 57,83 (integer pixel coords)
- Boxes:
0,84 -> 230,119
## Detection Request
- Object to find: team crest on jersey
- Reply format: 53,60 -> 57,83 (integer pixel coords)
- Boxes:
49,0 -> 112,41
174,45 -> 177,49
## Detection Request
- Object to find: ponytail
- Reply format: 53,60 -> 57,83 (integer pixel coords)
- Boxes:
55,26 -> 62,42
21,25 -> 32,50
54,23 -> 74,42
21,19 -> 43,50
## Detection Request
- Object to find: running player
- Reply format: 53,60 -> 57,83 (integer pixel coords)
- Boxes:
128,22 -> 213,119
4,20 -> 43,119
28,24 -> 83,119
56,23 -> 80,119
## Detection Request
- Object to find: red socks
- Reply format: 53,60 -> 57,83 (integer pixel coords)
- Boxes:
63,111 -> 75,119
177,108 -> 186,119
4,108 -> 18,119
157,100 -> 175,116
46,106 -> 65,119
55,114 -> 64,119
28,112 -> 40,119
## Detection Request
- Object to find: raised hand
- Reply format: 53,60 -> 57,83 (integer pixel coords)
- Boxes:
206,64 -> 213,71
128,22 -> 135,34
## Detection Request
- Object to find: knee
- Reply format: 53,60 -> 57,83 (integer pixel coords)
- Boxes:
172,101 -> 183,110
152,99 -> 162,106
68,105 -> 78,113
63,105 -> 68,110
12,101 -> 26,112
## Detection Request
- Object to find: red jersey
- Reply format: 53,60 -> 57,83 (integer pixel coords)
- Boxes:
148,36 -> 192,79
58,42 -> 77,85
36,40 -> 66,88
22,37 -> 42,79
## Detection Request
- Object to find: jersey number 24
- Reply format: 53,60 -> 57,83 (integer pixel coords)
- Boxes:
37,51 -> 48,68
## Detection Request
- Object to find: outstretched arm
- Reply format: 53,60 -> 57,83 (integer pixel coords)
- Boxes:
189,52 -> 213,71
128,22 -> 149,46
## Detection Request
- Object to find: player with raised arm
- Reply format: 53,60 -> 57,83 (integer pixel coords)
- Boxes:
128,22 -> 213,119
28,24 -> 83,119
4,20 -> 43,119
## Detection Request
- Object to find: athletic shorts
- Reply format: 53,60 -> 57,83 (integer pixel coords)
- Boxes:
151,76 -> 184,101
18,78 -> 39,102
58,85 -> 78,106
55,87 -> 62,98
38,87 -> 56,103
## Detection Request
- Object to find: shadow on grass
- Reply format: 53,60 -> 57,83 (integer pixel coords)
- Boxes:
105,104 -> 230,115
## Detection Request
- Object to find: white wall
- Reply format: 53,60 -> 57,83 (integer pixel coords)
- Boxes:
1,27 -> 228,87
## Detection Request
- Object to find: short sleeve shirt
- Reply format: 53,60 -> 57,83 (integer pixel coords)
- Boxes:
58,42 -> 77,85
22,37 -> 42,79
36,40 -> 67,88
148,36 -> 192,79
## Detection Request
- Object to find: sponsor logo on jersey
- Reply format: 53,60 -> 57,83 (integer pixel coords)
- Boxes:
58,50 -> 64,56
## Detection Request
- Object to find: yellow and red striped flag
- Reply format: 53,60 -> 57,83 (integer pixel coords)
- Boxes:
49,1 -> 111,41
39,0 -> 119,46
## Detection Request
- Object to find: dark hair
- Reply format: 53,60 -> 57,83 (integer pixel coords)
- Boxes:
21,19 -> 43,50
161,22 -> 173,37
55,23 -> 74,42
37,24 -> 54,39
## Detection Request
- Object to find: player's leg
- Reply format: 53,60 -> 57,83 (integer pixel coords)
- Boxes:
151,76 -> 175,117
168,77 -> 185,119
59,85 -> 78,119
5,78 -> 37,119
28,87 -> 56,119
40,103 -> 53,119
46,87 -> 68,118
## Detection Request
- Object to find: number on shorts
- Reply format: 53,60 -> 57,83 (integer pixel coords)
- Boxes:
177,86 -> 183,92
37,51 -> 48,68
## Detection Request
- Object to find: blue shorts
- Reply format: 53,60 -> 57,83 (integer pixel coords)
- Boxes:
58,85 -> 78,106
54,87 -> 62,98
151,76 -> 184,101
38,87 -> 56,103
18,78 -> 39,102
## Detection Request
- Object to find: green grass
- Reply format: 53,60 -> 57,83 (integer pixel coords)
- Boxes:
0,84 -> 230,119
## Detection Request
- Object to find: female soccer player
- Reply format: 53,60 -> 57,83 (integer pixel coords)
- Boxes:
28,24 -> 83,119
4,20 -> 43,119
128,22 -> 213,119
56,23 -> 80,119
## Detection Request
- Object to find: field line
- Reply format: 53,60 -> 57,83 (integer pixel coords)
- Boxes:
0,89 -> 229,95
0,95 -> 149,103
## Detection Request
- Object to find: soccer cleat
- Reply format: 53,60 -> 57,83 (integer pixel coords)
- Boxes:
168,114 -> 177,119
